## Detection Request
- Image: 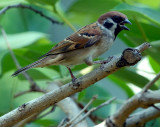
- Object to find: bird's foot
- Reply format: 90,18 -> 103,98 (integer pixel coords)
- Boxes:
72,77 -> 80,89
102,56 -> 114,64
100,56 -> 114,70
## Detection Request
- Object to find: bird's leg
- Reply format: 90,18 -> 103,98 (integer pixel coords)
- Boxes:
85,56 -> 114,70
67,67 -> 77,83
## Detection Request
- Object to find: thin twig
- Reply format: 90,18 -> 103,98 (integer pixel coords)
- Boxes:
152,105 -> 160,112
142,72 -> 160,92
14,90 -> 32,98
0,26 -> 45,97
70,97 -> 116,127
62,96 -> 97,127
58,118 -> 70,127
53,4 -> 76,31
0,3 -> 62,24
37,106 -> 56,119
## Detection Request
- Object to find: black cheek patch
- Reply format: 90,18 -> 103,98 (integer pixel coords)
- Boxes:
103,22 -> 113,29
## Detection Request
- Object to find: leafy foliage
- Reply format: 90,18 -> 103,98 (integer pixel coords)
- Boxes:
0,0 -> 160,126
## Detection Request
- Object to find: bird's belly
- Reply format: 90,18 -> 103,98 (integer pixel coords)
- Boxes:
93,37 -> 114,58
59,47 -> 95,67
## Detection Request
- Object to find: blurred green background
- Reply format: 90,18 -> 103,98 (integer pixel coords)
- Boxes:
0,0 -> 160,126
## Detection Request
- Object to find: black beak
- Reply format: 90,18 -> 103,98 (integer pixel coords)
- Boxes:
120,19 -> 132,30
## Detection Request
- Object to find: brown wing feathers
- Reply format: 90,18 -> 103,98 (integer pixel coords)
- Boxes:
40,23 -> 102,57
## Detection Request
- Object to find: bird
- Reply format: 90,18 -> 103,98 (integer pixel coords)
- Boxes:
12,11 -> 131,83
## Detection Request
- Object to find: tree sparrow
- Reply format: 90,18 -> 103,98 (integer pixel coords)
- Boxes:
12,11 -> 131,83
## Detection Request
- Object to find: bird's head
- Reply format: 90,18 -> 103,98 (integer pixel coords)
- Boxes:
98,11 -> 131,37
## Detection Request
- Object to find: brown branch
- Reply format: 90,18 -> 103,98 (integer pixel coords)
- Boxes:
97,90 -> 160,127
126,104 -> 160,127
142,72 -> 160,92
0,43 -> 149,127
103,72 -> 160,127
0,3 -> 62,24
14,90 -> 32,98
108,89 -> 160,127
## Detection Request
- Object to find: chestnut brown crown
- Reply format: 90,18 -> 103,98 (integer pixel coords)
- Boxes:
98,11 -> 127,24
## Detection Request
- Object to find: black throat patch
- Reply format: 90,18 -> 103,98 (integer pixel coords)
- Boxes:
114,25 -> 122,39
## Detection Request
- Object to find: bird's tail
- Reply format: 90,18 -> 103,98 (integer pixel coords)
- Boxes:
11,57 -> 47,76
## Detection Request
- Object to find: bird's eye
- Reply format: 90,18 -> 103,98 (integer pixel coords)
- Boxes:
112,16 -> 123,23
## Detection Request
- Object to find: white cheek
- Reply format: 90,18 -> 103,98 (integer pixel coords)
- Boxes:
110,24 -> 117,31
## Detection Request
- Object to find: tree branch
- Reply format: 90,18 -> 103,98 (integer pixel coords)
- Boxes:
0,3 -> 62,24
100,68 -> 160,127
0,43 -> 149,127
126,104 -> 160,127
142,72 -> 160,92
107,89 -> 160,127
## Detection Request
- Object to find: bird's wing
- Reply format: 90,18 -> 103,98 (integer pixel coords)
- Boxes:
40,23 -> 102,57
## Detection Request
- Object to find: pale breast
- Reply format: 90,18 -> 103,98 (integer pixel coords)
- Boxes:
92,34 -> 114,58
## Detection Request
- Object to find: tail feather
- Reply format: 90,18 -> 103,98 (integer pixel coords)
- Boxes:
12,57 -> 46,76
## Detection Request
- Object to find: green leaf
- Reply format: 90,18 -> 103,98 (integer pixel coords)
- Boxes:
59,65 -> 68,78
113,3 -> 160,26
35,119 -> 57,126
69,0 -> 120,14
80,84 -> 111,106
119,20 -> 160,46
0,32 -> 47,50
0,0 -> 26,7
134,0 -> 160,8
18,70 -> 54,80
27,0 -> 59,7
78,89 -> 86,101
108,75 -> 134,97
148,55 -> 160,73
68,0 -> 120,25
0,32 -> 47,75
113,68 -> 157,89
